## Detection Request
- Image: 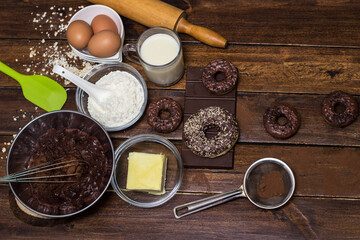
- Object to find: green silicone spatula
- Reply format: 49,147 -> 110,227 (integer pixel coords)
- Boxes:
0,61 -> 67,112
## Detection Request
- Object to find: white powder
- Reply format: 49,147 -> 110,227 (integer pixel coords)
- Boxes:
87,71 -> 145,128
26,5 -> 94,85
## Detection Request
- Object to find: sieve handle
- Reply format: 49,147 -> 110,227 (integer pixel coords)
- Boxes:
173,187 -> 245,219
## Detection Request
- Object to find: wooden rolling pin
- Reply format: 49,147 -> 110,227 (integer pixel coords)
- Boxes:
87,0 -> 227,48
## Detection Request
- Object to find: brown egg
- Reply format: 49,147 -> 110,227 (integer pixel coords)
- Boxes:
91,15 -> 118,34
88,30 -> 121,58
66,20 -> 93,50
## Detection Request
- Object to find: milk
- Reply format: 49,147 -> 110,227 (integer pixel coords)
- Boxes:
140,34 -> 179,65
139,33 -> 184,86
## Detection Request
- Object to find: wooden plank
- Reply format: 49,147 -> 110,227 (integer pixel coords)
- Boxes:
0,88 -> 77,134
169,143 -> 360,198
0,39 -> 99,88
1,0 -> 360,47
184,44 -> 360,94
237,92 -> 360,146
1,88 -> 360,147
1,0 -> 359,238
113,91 -> 360,147
1,40 -> 360,95
183,0 -> 360,47
2,134 -> 360,198
0,88 -> 185,137
0,0 -> 90,39
0,187 -> 359,239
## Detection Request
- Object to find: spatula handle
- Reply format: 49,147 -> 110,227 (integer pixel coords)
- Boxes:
52,65 -> 111,103
0,61 -> 24,84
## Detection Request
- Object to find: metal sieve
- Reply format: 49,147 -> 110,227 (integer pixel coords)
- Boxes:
174,157 -> 295,218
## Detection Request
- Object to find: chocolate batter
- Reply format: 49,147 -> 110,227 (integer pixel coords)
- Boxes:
26,128 -> 108,215
257,170 -> 285,199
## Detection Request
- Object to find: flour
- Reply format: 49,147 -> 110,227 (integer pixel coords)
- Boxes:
87,71 -> 145,128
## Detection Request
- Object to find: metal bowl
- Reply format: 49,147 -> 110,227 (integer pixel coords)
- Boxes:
6,110 -> 114,218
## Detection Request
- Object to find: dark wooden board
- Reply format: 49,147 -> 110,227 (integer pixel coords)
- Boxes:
1,40 -> 360,95
0,187 -> 359,239
2,135 -> 360,198
117,91 -> 360,147
1,0 -> 360,238
181,66 -> 236,168
1,88 -> 359,148
1,0 -> 360,47
236,92 -> 360,146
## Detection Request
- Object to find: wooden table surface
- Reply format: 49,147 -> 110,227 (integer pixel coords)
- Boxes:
1,0 -> 360,239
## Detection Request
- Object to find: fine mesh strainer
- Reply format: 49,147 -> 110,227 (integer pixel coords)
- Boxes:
174,157 -> 295,218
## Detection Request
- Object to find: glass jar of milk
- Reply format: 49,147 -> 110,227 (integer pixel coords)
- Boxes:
123,27 -> 184,86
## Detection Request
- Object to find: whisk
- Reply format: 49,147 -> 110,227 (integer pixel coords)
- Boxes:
1,159 -> 86,183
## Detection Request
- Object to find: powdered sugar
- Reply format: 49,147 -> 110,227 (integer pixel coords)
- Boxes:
87,71 -> 144,128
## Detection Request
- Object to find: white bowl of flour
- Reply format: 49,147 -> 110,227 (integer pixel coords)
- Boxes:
75,63 -> 148,132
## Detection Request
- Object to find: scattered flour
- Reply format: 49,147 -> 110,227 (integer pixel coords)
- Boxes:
11,107 -> 39,124
25,5 -> 94,85
87,71 -> 145,128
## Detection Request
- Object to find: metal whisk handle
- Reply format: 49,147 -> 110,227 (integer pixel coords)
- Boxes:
1,159 -> 85,183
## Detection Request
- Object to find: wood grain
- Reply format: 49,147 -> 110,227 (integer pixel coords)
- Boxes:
1,0 -> 360,47
1,40 -> 360,95
2,135 -> 360,198
0,187 -> 360,239
1,0 -> 360,238
1,88 -> 360,147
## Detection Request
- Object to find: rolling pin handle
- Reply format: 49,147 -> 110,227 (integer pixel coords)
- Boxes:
176,17 -> 228,48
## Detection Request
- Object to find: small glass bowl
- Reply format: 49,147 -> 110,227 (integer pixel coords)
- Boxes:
76,63 -> 148,132
111,134 -> 183,208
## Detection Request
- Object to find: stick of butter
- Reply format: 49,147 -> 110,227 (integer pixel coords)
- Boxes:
126,152 -> 167,195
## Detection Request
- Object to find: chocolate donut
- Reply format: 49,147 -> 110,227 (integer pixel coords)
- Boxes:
183,106 -> 239,158
202,59 -> 238,95
146,98 -> 182,133
263,104 -> 301,139
321,90 -> 359,127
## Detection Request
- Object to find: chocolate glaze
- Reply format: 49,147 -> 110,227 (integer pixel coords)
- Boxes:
146,98 -> 182,133
263,103 -> 301,139
25,128 -> 108,215
201,59 -> 238,95
182,67 -> 237,168
321,90 -> 359,128
183,106 -> 239,158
